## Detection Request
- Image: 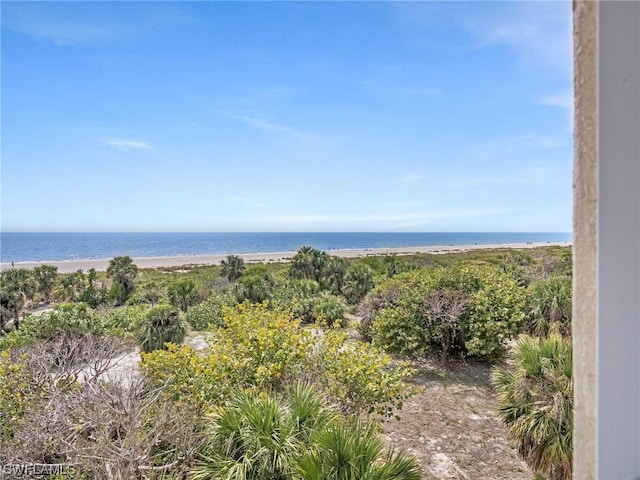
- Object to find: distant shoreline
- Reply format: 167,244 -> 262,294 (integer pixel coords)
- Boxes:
0,241 -> 571,274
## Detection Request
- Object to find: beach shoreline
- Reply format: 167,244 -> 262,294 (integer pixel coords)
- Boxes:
0,241 -> 571,273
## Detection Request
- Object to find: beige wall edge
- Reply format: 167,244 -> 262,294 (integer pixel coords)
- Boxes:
572,1 -> 597,479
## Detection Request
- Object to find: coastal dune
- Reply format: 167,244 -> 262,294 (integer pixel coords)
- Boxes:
1,241 -> 570,273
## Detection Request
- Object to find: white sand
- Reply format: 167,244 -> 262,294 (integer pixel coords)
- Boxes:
1,241 -> 570,274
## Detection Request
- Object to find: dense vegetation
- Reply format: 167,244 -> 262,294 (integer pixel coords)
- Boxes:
0,246 -> 573,479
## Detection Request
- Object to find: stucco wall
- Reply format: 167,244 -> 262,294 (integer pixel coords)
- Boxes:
572,1 -> 597,479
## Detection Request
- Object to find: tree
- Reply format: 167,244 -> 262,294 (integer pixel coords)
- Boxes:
322,256 -> 349,294
106,256 -> 138,305
383,254 -> 412,278
137,305 -> 186,353
56,270 -> 87,302
371,265 -> 526,362
493,334 -> 573,480
167,280 -> 199,312
0,269 -> 35,330
342,264 -> 374,304
220,255 -> 246,282
422,289 -> 469,367
0,287 -> 24,332
289,246 -> 328,283
234,273 -> 275,303
79,268 -> 106,307
32,265 -> 58,303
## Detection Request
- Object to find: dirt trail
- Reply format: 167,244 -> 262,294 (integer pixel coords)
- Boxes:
379,359 -> 533,480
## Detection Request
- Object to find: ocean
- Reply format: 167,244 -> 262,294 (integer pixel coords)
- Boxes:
0,232 -> 572,264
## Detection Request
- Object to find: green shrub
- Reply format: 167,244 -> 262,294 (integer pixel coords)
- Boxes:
184,292 -> 237,330
100,305 -> 147,337
371,264 -> 526,362
137,304 -> 186,353
312,294 -> 346,327
234,274 -> 275,303
142,303 -> 312,408
307,330 -> 416,418
143,304 -> 414,419
0,351 -> 37,442
0,303 -> 102,351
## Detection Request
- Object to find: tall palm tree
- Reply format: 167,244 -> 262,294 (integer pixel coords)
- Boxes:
32,265 -> 58,303
492,333 -> 573,480
106,256 -> 139,304
220,255 -> 246,283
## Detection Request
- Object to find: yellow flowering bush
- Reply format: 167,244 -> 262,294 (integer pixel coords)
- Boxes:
0,352 -> 36,442
141,303 -> 313,409
142,303 -> 415,418
309,330 -> 417,418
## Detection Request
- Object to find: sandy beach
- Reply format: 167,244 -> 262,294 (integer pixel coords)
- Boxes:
1,241 -> 570,274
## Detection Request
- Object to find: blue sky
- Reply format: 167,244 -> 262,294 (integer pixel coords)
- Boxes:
1,1 -> 573,233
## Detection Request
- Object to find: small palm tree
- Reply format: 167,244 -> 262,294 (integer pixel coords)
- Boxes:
106,256 -> 139,304
138,305 -> 186,353
192,384 -> 421,480
191,384 -> 336,480
167,280 -> 199,312
342,264 -> 374,304
32,265 -> 58,303
298,420 -> 422,480
220,255 -> 246,283
527,276 -> 572,336
492,333 -> 573,480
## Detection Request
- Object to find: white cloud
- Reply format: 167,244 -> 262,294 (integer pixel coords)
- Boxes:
101,138 -> 153,152
539,92 -> 574,131
3,6 -> 127,45
235,115 -> 331,147
471,2 -> 572,71
539,92 -> 573,109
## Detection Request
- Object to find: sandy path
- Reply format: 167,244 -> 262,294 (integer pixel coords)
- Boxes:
1,241 -> 570,273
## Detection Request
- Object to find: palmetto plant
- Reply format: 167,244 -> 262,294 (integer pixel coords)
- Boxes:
138,305 -> 186,353
492,333 -> 573,480
191,384 -> 421,480
342,264 -> 374,304
527,276 -> 572,337
297,421 -> 422,480
106,256 -> 139,304
191,384 -> 336,480
167,280 -> 200,312
220,255 -> 246,283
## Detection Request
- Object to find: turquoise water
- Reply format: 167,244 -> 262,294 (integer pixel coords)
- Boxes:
0,232 -> 571,263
